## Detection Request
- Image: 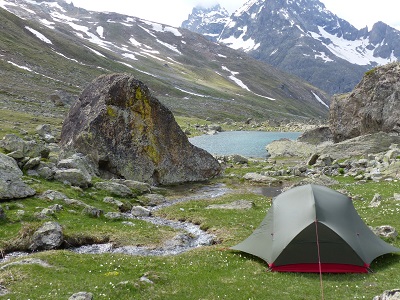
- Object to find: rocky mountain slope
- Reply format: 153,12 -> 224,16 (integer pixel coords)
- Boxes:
330,62 -> 400,142
0,0 -> 329,122
182,0 -> 400,95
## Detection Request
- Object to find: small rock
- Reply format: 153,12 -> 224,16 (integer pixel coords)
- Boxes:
141,194 -> 167,206
94,182 -> 133,197
373,289 -> 400,300
373,225 -> 398,239
30,221 -> 63,251
243,172 -> 278,183
369,193 -> 382,208
104,212 -> 126,220
131,206 -> 151,217
0,285 -> 9,296
54,168 -> 91,188
82,206 -> 103,218
0,206 -> 5,219
139,276 -> 154,284
40,190 -> 69,201
68,292 -> 93,300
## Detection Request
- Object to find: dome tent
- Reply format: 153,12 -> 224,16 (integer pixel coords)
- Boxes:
232,184 -> 400,273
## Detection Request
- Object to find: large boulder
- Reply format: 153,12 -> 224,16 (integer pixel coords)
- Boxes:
330,62 -> 400,142
29,221 -> 63,251
59,74 -> 221,185
0,153 -> 36,200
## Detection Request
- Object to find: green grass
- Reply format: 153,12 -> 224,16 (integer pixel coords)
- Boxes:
1,171 -> 400,299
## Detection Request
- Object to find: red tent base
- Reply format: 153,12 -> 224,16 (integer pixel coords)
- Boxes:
269,263 -> 370,273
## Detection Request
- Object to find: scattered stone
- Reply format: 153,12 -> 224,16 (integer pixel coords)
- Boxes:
229,154 -> 248,164
40,190 -> 69,201
243,172 -> 279,184
94,181 -> 133,197
394,193 -> 400,201
22,156 -> 41,171
373,289 -> 400,300
54,169 -> 91,188
59,74 -> 221,185
68,292 -> 93,300
103,197 -> 131,212
139,276 -> 154,284
0,258 -> 52,270
104,212 -> 126,220
29,221 -> 63,251
36,124 -> 56,143
82,206 -> 103,218
63,199 -> 87,207
0,153 -> 36,200
369,193 -> 382,207
206,200 -> 254,210
372,225 -> 398,239
0,134 -> 49,158
0,285 -> 9,296
140,194 -> 167,206
131,206 -> 151,217
111,179 -> 151,194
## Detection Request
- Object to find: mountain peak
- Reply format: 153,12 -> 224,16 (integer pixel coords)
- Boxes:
182,0 -> 400,95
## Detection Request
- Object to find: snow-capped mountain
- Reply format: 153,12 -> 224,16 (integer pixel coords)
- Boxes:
182,4 -> 229,41
0,0 -> 329,121
182,0 -> 400,95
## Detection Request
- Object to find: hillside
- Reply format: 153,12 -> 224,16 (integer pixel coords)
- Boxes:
182,0 -> 400,95
0,0 -> 329,122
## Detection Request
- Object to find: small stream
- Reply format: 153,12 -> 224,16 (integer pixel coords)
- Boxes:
71,183 -> 230,256
0,184 -> 231,263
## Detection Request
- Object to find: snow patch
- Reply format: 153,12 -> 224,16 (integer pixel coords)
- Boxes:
96,26 -> 104,39
311,91 -> 329,108
176,87 -> 208,98
25,26 -> 52,44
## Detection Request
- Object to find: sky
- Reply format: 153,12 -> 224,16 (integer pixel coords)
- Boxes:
68,0 -> 400,31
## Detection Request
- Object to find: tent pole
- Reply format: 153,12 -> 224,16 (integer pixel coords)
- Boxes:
315,220 -> 325,300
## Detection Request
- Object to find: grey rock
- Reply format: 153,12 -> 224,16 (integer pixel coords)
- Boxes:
141,194 -> 167,206
103,197 -> 131,212
369,193 -> 382,207
68,292 -> 93,300
95,182 -> 133,197
373,225 -> 398,239
40,190 -> 69,201
22,156 -> 41,171
0,285 -> 9,296
54,168 -> 91,188
104,212 -> 126,220
59,74 -> 221,185
297,126 -> 333,145
82,206 -> 103,218
111,179 -> 151,194
131,206 -> 151,217
63,198 -> 87,207
243,172 -> 279,183
229,154 -> 248,164
373,289 -> 400,300
0,153 -> 36,200
30,221 -> 63,251
57,153 -> 97,178
266,139 -> 316,158
330,63 -> 400,142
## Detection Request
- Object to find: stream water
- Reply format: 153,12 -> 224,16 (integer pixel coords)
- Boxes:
0,184 -> 231,262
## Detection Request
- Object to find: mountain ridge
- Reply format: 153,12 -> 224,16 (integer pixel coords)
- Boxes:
182,0 -> 400,95
0,0 -> 329,122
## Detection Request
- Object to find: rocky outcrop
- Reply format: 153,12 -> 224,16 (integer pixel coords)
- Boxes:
59,74 -> 221,185
0,153 -> 36,200
330,62 -> 400,142
297,126 -> 333,145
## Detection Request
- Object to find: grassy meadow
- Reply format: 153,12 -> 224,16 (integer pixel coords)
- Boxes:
0,110 -> 399,299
